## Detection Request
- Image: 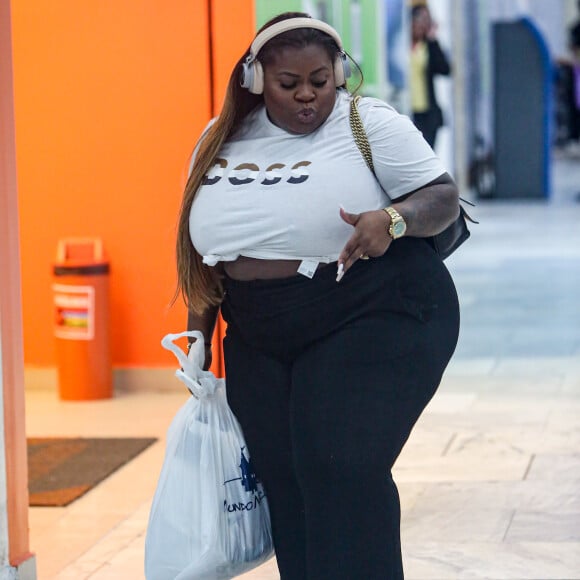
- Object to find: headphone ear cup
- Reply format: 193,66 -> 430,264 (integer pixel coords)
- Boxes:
333,52 -> 351,87
251,61 -> 264,94
241,59 -> 264,94
241,59 -> 253,91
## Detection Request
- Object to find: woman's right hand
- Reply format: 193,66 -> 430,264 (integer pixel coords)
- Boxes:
187,305 -> 219,370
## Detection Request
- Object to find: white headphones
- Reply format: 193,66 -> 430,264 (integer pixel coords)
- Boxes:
240,17 -> 351,95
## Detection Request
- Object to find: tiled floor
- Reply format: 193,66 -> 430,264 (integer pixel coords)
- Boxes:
26,151 -> 580,579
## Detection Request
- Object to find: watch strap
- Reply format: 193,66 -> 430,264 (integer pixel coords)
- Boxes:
383,206 -> 405,239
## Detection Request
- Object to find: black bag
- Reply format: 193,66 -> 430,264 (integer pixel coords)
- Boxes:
427,203 -> 475,260
349,96 -> 476,260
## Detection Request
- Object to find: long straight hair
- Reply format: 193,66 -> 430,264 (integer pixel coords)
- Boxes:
174,12 -> 358,314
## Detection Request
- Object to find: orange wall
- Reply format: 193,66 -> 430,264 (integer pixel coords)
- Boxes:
211,0 -> 255,110
12,0 -> 255,369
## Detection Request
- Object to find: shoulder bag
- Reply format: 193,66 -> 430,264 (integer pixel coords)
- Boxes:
349,95 -> 476,260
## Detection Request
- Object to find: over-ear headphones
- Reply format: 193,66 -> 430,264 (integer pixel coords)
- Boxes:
240,17 -> 351,95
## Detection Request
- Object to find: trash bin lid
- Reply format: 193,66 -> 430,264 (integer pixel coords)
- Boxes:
53,263 -> 110,276
53,238 -> 110,275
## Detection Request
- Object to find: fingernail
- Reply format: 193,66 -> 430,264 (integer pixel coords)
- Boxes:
336,263 -> 344,282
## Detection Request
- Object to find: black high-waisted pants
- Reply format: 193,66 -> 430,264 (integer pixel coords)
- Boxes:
221,238 -> 459,580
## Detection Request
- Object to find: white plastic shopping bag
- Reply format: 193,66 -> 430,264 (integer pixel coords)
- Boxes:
145,331 -> 274,580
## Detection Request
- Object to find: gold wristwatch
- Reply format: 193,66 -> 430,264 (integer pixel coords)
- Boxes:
383,206 -> 407,240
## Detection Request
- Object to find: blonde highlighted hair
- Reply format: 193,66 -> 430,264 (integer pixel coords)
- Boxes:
174,54 -> 262,314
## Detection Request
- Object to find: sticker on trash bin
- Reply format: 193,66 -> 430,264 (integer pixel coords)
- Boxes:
53,284 -> 95,340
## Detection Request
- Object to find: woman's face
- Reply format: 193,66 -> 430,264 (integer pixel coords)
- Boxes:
262,44 -> 337,135
412,8 -> 431,41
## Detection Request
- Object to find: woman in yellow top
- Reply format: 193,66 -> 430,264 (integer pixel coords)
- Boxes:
410,4 -> 451,148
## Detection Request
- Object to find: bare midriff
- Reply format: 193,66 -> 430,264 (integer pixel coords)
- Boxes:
223,256 -> 328,281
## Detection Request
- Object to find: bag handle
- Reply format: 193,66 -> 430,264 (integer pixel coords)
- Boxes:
349,95 -> 375,174
161,331 -> 219,398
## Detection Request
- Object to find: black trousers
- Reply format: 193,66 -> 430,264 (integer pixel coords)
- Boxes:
412,108 -> 442,149
221,238 -> 459,579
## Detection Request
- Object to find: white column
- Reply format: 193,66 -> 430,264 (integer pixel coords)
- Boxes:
0,0 -> 36,576
450,0 -> 468,192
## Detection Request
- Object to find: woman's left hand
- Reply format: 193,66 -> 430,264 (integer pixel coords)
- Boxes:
337,207 -> 391,276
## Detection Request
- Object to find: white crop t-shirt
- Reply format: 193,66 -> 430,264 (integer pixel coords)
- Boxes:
189,90 -> 446,266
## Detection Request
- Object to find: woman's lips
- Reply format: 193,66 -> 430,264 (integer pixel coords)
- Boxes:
297,108 -> 316,122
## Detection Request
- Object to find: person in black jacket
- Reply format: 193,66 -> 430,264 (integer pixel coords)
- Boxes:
570,0 -> 580,59
568,0 -> 580,142
409,4 -> 451,148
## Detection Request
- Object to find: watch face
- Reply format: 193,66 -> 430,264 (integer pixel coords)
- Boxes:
392,221 -> 406,237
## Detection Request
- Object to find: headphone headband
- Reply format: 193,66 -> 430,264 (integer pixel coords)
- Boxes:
248,17 -> 344,63
241,17 -> 350,94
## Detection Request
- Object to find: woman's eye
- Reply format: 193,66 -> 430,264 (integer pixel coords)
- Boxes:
279,80 -> 328,90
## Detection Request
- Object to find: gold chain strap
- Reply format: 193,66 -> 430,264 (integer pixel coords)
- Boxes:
349,95 -> 375,175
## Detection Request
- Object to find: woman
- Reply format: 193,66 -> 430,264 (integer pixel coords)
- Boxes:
176,12 -> 460,579
409,4 -> 451,148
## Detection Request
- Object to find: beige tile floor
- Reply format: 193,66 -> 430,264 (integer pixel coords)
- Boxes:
26,153 -> 580,579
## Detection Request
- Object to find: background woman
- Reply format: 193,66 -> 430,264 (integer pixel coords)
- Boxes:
409,3 -> 451,148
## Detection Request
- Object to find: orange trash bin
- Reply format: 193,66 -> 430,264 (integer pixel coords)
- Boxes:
52,238 -> 112,400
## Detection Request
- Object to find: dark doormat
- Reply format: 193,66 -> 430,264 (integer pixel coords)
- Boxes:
27,437 -> 157,507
